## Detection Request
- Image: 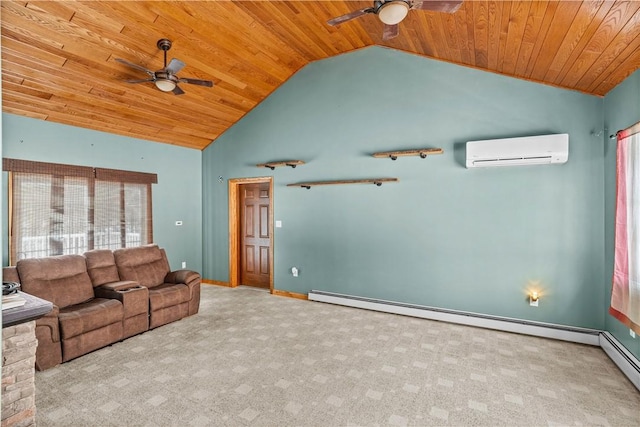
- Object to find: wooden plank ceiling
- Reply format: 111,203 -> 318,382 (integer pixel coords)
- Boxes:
3,1 -> 640,150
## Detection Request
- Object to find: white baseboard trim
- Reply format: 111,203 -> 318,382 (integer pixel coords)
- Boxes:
599,332 -> 640,391
308,290 -> 640,391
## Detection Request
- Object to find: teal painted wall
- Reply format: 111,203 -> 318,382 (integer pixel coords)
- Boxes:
2,113 -> 203,273
203,47 -> 605,329
604,69 -> 640,360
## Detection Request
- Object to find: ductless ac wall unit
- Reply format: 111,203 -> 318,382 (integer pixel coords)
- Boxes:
465,134 -> 569,168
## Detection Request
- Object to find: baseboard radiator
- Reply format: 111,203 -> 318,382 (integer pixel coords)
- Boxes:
308,290 -> 640,391
599,332 -> 640,391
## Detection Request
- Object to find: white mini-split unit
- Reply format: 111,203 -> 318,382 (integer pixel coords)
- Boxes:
465,133 -> 569,168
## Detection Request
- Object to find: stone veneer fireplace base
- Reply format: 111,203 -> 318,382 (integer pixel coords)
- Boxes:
2,321 -> 37,427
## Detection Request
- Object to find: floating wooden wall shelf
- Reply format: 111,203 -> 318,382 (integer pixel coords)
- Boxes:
256,160 -> 305,170
287,178 -> 399,189
372,148 -> 443,160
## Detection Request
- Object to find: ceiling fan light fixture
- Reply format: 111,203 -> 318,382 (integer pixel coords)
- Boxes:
154,79 -> 176,92
378,1 -> 410,25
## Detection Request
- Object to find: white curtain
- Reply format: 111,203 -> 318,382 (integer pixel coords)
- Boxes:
611,132 -> 640,334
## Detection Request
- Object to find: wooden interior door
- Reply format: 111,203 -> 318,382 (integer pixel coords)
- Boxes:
239,183 -> 271,288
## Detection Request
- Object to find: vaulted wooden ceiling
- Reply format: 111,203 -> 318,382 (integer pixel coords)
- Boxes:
3,1 -> 640,150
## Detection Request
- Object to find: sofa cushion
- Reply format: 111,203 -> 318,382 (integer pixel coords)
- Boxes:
84,249 -> 120,286
148,283 -> 189,311
114,245 -> 169,289
17,255 -> 94,309
58,298 -> 123,340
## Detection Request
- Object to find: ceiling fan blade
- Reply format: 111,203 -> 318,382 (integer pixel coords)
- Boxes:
172,85 -> 185,95
165,58 -> 186,74
179,77 -> 214,87
382,24 -> 399,41
327,8 -> 374,26
411,0 -> 463,13
115,58 -> 154,76
125,78 -> 155,84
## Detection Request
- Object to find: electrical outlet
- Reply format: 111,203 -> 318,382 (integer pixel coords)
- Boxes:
631,330 -> 636,339
529,291 -> 539,307
181,261 -> 186,269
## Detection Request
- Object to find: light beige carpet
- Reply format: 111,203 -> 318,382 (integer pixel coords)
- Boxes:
35,285 -> 640,426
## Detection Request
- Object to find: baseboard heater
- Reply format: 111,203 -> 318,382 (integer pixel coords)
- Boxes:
308,290 -> 640,391
599,332 -> 640,391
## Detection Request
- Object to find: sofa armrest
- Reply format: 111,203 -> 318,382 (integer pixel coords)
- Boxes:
36,305 -> 60,343
3,266 -> 20,284
34,304 -> 63,370
165,270 -> 201,316
164,270 -> 200,286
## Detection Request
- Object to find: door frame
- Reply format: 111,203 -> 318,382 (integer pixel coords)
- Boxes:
228,176 -> 274,292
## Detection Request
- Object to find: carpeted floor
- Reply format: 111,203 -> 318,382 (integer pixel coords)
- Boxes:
35,285 -> 640,426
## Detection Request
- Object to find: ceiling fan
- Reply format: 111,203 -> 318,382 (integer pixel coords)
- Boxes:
327,0 -> 463,41
115,39 -> 213,95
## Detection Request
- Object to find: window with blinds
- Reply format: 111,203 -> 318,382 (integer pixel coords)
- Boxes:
3,159 -> 157,264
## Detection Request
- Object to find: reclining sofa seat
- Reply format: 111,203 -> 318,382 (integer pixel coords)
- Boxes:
113,245 -> 201,329
84,249 -> 149,339
3,265 -> 62,370
3,245 -> 201,371
15,255 -> 124,369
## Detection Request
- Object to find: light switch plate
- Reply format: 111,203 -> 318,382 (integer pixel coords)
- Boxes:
631,330 -> 637,339
276,220 -> 282,228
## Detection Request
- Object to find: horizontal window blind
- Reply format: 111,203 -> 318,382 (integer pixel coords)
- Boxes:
4,158 -> 156,264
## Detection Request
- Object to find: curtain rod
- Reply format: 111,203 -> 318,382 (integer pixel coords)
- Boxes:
610,120 -> 640,140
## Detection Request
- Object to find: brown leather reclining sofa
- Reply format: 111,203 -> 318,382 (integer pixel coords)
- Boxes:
3,244 -> 200,371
